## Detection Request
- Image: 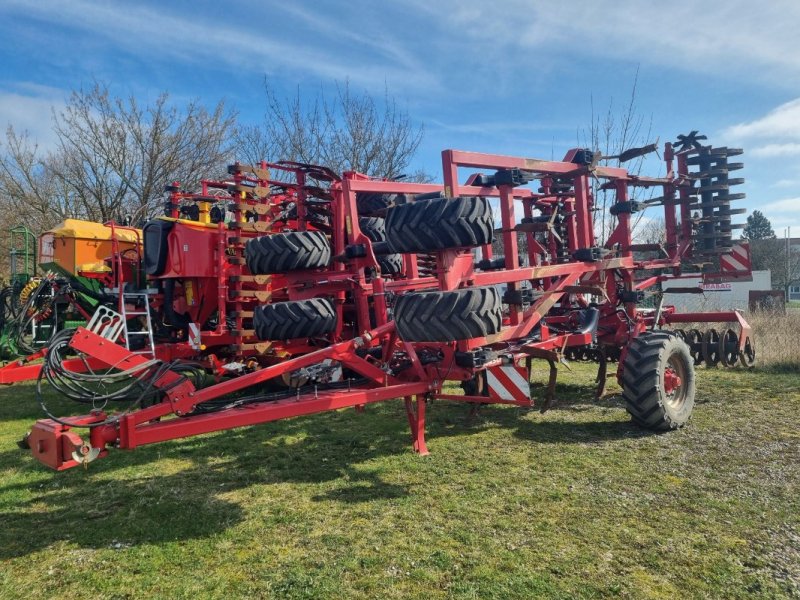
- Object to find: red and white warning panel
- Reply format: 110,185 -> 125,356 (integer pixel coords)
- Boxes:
487,364 -> 531,405
720,242 -> 751,273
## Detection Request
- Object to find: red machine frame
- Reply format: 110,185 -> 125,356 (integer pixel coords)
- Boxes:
24,139 -> 754,470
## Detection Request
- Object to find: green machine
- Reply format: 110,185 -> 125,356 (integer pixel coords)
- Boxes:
0,221 -> 140,359
8,225 -> 37,286
0,226 -> 81,358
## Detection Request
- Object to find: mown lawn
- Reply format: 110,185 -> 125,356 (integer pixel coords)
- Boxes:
0,362 -> 797,598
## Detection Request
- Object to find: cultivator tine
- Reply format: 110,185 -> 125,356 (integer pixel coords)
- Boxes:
594,348 -> 608,399
541,358 -> 558,413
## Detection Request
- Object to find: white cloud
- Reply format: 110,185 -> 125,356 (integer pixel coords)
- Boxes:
764,215 -> 799,234
751,143 -> 800,158
0,0 -> 439,93
402,0 -> 800,87
757,197 -> 800,234
761,198 -> 800,213
724,99 -> 800,141
0,86 -> 65,149
4,0 -> 799,105
772,179 -> 800,189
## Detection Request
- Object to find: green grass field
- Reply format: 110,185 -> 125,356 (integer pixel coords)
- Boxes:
0,363 -> 797,599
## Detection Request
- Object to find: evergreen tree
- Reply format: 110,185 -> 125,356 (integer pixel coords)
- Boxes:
742,210 -> 776,240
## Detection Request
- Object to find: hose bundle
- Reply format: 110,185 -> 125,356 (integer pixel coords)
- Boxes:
36,329 -> 201,428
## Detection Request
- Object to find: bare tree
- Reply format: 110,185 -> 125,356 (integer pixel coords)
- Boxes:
635,217 -> 666,245
0,82 -> 237,240
0,128 -> 79,231
50,83 -> 237,221
582,68 -> 656,243
236,80 -> 425,180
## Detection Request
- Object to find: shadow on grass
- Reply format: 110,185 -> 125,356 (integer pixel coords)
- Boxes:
0,377 -> 650,558
513,417 -> 654,445
0,407 -> 423,558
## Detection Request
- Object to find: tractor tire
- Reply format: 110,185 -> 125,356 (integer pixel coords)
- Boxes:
621,331 -> 696,431
385,196 -> 493,253
254,298 -> 337,341
356,193 -> 408,216
393,287 -> 502,342
245,231 -> 331,275
358,217 -> 403,275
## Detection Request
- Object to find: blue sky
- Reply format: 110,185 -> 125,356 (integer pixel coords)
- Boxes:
1,0 -> 799,236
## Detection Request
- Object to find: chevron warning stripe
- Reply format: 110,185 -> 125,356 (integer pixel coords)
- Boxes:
487,364 -> 531,404
720,242 -> 751,273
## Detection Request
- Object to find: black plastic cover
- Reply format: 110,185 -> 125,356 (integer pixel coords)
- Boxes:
143,219 -> 174,276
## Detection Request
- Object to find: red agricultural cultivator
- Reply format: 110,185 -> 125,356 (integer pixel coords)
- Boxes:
22,133 -> 756,471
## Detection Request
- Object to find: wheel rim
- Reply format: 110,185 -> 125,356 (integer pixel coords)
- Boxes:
664,352 -> 688,409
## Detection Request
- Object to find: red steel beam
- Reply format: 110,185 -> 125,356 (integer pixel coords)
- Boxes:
124,383 -> 432,447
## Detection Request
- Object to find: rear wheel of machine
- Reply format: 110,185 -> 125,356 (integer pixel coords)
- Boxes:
702,328 -> 720,367
622,331 -> 695,431
254,298 -> 337,340
358,217 -> 403,275
385,196 -> 493,253
245,231 -> 331,275
394,287 -> 502,342
719,328 -> 739,367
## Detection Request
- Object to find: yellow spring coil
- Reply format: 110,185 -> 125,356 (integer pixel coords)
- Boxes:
18,278 -> 41,304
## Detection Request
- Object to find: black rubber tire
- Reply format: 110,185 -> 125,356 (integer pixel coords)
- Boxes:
702,329 -> 720,367
385,196 -> 493,253
393,287 -> 502,342
358,217 -> 403,275
245,231 -> 331,275
356,193 -> 408,216
621,331 -> 696,431
254,298 -> 337,341
377,253 -> 403,275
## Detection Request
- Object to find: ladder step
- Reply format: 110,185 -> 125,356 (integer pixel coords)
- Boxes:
127,331 -> 151,335
124,311 -> 150,316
